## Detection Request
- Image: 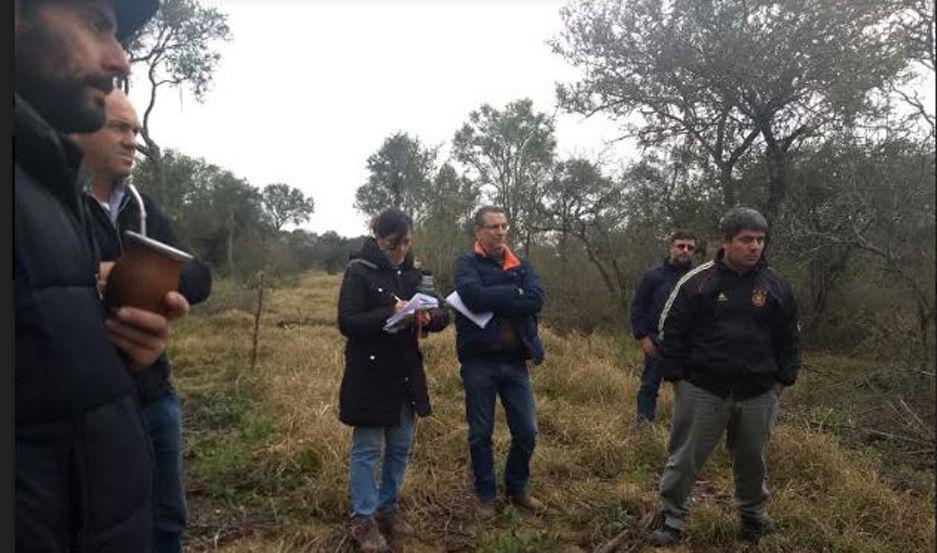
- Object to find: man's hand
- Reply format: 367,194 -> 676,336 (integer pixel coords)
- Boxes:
106,291 -> 190,371
639,336 -> 658,358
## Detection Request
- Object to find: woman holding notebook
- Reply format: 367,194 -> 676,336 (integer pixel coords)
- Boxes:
336,208 -> 449,551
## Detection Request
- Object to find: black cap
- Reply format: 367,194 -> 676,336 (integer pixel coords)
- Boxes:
114,0 -> 160,42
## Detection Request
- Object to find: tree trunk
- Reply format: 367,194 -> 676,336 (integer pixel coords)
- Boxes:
762,134 -> 791,223
718,162 -> 737,207
140,132 -> 166,207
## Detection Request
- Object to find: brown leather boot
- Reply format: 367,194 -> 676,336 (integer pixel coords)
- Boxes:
347,516 -> 390,552
507,492 -> 545,512
474,497 -> 497,519
375,508 -> 414,538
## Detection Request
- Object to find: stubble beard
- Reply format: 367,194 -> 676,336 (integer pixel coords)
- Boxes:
15,26 -> 109,133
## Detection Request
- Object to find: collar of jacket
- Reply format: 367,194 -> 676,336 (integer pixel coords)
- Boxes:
714,248 -> 768,276
14,93 -> 86,212
84,178 -> 130,213
473,241 -> 521,271
352,237 -> 415,271
662,257 -> 692,274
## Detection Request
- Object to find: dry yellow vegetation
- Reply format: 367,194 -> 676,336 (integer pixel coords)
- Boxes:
168,272 -> 934,552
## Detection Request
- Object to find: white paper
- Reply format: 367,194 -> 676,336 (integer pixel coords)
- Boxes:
445,291 -> 494,329
383,293 -> 440,331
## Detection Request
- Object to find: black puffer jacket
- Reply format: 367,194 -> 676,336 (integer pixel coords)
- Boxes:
337,238 -> 449,427
85,189 -> 212,405
658,250 -> 801,400
14,95 -> 153,551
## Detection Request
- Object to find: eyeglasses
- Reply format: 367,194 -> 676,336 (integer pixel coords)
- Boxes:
481,223 -> 510,231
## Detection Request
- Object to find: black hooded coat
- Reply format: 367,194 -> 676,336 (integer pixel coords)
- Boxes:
337,238 -> 449,427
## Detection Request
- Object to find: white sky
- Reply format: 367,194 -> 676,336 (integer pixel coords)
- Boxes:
128,1 -> 935,238
128,0 -> 634,237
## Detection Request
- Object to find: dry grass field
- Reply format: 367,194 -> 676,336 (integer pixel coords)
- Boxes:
168,272 -> 934,552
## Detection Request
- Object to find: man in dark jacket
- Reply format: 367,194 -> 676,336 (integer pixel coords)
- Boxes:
73,88 -> 212,553
14,1 -> 190,551
648,207 -> 801,547
629,231 -> 697,422
454,206 -> 545,518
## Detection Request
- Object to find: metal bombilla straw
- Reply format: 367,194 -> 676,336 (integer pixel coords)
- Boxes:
126,182 -> 147,237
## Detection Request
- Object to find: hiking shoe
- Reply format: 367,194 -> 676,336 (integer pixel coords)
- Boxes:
347,516 -> 390,552
474,497 -> 497,519
740,515 -> 774,542
506,492 -> 545,512
648,524 -> 683,547
375,508 -> 414,537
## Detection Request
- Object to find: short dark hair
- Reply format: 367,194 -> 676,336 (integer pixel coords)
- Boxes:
371,209 -> 413,240
473,205 -> 506,228
670,230 -> 697,243
719,207 -> 768,241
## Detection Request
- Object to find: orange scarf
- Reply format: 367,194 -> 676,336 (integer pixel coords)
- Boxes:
474,241 -> 521,271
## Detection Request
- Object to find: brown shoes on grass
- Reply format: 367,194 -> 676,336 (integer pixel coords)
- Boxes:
347,516 -> 390,552
507,492 -> 545,512
375,508 -> 414,538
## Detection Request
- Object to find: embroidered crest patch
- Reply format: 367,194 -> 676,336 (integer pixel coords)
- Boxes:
751,288 -> 767,308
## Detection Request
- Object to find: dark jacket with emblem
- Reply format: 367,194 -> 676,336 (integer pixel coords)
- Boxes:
84,189 -> 212,406
454,249 -> 545,365
14,94 -> 153,551
659,249 -> 801,400
630,259 -> 692,343
337,238 -> 450,427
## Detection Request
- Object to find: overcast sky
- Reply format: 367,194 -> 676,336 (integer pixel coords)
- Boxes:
128,1 -> 935,238
127,0 -> 634,237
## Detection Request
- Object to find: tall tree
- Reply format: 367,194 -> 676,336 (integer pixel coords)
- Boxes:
891,0 -> 936,139
354,132 -> 437,220
413,163 -> 480,292
553,0 -> 912,221
451,98 -> 556,255
261,183 -> 315,233
539,159 -> 632,312
125,0 -> 231,206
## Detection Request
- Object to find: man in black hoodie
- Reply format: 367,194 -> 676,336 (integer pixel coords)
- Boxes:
14,1 -> 189,551
73,88 -> 212,553
648,207 -> 801,547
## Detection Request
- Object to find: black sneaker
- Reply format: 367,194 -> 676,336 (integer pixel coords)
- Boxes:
740,515 -> 774,542
648,524 -> 682,547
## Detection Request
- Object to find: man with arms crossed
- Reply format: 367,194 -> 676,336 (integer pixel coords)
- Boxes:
454,206 -> 546,518
73,88 -> 213,553
649,207 -> 801,546
14,1 -> 191,550
629,231 -> 697,422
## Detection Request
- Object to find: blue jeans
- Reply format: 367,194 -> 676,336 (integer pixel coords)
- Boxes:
636,355 -> 664,421
460,358 -> 538,501
349,402 -> 416,517
142,392 -> 187,553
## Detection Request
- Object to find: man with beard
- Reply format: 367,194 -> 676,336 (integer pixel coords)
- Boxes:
648,207 -> 801,547
73,88 -> 212,553
629,231 -> 698,422
14,1 -> 191,551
